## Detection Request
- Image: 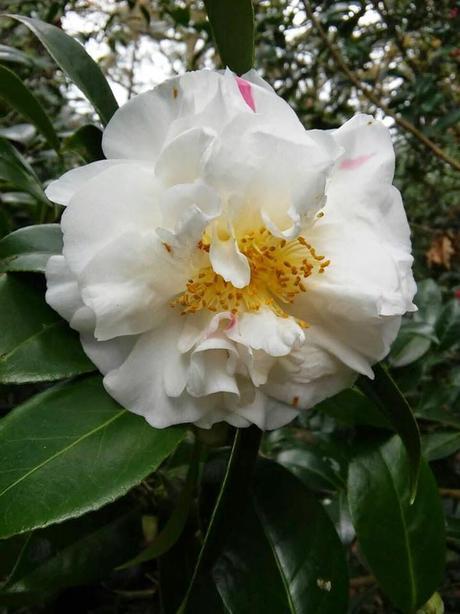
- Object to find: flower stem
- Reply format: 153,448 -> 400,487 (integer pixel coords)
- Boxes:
178,425 -> 262,613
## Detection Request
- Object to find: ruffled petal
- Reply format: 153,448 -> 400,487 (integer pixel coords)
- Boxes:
45,160 -> 127,206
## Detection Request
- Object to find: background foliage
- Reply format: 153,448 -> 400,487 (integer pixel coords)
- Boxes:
0,0 -> 459,612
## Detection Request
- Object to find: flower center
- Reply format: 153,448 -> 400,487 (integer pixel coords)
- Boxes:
171,227 -> 330,325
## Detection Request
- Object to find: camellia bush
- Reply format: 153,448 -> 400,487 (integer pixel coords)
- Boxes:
0,1 -> 459,613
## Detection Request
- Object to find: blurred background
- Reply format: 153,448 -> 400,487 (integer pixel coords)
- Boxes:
0,1 -> 459,612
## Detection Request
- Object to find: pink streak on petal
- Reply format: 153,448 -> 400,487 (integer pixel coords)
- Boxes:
225,313 -> 238,330
236,77 -> 256,112
340,153 -> 374,170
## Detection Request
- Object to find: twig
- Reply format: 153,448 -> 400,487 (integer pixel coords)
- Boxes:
350,575 -> 376,589
301,0 -> 460,173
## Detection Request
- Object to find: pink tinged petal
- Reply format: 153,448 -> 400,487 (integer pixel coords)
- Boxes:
339,153 -> 374,170
236,77 -> 256,112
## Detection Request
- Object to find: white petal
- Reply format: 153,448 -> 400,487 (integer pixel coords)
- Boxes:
228,309 -> 305,357
155,127 -> 215,187
103,314 -> 217,428
61,163 -> 161,276
188,337 -> 240,397
79,232 -> 187,340
45,160 -> 125,206
209,221 -> 250,288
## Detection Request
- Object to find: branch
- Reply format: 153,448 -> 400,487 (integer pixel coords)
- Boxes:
302,0 -> 460,173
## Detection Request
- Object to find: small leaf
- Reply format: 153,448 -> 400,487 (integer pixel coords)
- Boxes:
422,430 -> 460,461
414,279 -> 443,325
0,273 -> 93,383
0,44 -> 35,67
0,64 -> 60,152
63,124 -> 104,162
0,376 -> 186,538
357,363 -> 421,500
276,445 -> 345,491
6,15 -> 118,126
436,299 -> 460,352
0,224 -> 62,273
348,436 -> 445,613
0,500 -> 143,605
0,137 -> 48,205
203,0 -> 254,75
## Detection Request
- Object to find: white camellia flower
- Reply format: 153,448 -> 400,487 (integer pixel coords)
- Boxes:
45,69 -> 416,430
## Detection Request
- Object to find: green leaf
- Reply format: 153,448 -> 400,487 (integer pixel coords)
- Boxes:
119,440 -> 200,568
0,224 -> 62,273
0,137 -> 48,205
445,516 -> 460,541
276,445 -> 345,491
63,124 -> 104,162
436,299 -> 460,352
0,44 -> 34,67
0,273 -> 93,383
357,363 -> 421,500
180,426 -> 262,612
422,430 -> 460,461
0,64 -> 60,152
211,460 -> 348,613
0,376 -> 186,538
389,325 -> 433,368
348,436 -> 445,613
413,279 -> 443,326
0,500 -> 143,605
316,387 -> 390,428
203,0 -> 254,75
6,15 -> 118,126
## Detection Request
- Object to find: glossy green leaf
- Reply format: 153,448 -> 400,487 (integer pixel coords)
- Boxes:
422,430 -> 460,461
180,426 -> 262,612
414,279 -> 443,325
211,460 -> 348,613
203,0 -> 254,75
64,124 -> 104,162
446,516 -> 460,541
316,387 -> 390,428
0,137 -> 48,205
6,15 -> 118,125
276,445 -> 345,491
389,324 -> 433,368
0,273 -> 93,383
348,436 -> 445,613
416,386 -> 460,429
0,224 -> 62,273
0,376 -> 186,538
357,363 -> 421,499
0,500 -> 143,605
0,64 -> 60,152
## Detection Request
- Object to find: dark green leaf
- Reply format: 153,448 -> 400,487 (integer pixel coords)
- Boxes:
436,299 -> 460,352
422,431 -> 460,461
63,124 -> 104,162
0,376 -> 186,538
0,224 -> 62,273
6,15 -> 118,125
180,426 -> 262,612
0,137 -> 48,205
212,460 -> 348,613
348,436 -> 445,613
0,273 -> 93,383
316,387 -> 390,428
203,0 -> 254,74
416,386 -> 460,429
0,64 -> 60,152
389,326 -> 433,368
446,516 -> 460,541
0,500 -> 143,605
0,44 -> 34,67
276,445 -> 345,491
357,363 -> 421,500
414,279 -> 443,326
